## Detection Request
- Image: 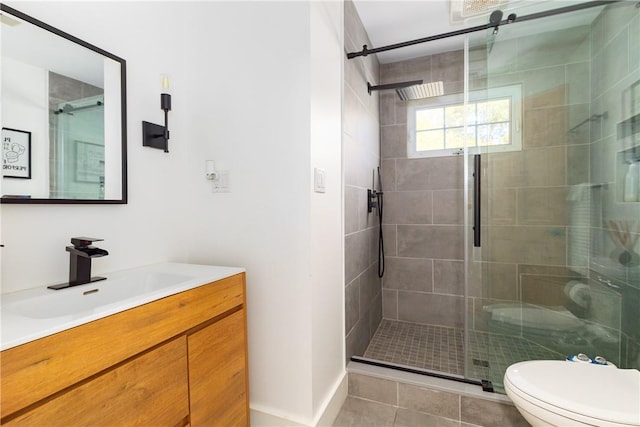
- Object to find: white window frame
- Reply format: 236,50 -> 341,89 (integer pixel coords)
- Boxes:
407,84 -> 522,158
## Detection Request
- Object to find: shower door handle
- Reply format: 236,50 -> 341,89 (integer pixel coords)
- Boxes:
473,154 -> 481,247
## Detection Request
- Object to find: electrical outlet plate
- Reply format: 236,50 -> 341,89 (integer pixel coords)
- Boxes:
211,170 -> 230,193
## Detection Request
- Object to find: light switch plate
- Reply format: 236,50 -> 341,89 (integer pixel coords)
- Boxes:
314,168 -> 326,193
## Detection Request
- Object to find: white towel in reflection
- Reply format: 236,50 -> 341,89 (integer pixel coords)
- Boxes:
567,183 -> 591,202
568,184 -> 591,273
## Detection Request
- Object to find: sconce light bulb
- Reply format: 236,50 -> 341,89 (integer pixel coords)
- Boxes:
161,75 -> 170,91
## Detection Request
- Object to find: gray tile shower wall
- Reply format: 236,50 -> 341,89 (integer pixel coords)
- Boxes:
379,51 -> 466,328
589,2 -> 640,370
344,0 -> 382,362
378,19 -> 631,342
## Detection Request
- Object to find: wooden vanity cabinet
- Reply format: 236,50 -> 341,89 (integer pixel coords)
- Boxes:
0,273 -> 249,427
4,337 -> 191,426
189,309 -> 248,426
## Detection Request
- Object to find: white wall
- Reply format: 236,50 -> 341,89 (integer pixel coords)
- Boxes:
180,2 -> 345,423
1,1 -> 345,425
309,1 -> 345,421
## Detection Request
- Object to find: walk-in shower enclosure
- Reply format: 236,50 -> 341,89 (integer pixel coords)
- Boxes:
346,0 -> 640,393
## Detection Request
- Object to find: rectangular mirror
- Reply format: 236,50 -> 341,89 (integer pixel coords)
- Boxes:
1,4 -> 127,204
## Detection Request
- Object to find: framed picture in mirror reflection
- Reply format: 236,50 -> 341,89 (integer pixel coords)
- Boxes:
75,141 -> 104,184
2,128 -> 31,179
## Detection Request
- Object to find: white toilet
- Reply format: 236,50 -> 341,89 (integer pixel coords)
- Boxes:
504,360 -> 640,427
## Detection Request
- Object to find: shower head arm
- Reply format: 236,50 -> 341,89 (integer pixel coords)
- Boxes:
367,80 -> 423,95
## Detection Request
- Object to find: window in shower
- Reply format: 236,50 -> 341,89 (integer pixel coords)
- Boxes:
407,84 -> 522,158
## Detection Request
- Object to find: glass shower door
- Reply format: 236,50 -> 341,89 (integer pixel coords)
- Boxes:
464,1 -> 640,392
50,95 -> 105,199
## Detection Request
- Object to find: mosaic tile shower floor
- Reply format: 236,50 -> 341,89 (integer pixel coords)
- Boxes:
363,319 -> 563,387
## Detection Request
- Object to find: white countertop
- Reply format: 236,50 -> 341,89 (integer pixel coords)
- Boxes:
1,263 -> 245,351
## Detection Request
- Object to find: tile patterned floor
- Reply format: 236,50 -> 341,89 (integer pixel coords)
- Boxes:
333,396 -> 463,427
363,319 -> 563,388
467,328 -> 564,388
363,320 -> 465,375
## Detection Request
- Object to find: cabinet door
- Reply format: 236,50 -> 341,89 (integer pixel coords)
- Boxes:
4,336 -> 190,426
188,309 -> 248,427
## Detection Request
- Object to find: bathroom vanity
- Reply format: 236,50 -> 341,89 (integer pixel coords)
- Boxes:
0,264 -> 248,426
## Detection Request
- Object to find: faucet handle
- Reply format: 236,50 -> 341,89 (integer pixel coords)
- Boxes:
70,237 -> 104,248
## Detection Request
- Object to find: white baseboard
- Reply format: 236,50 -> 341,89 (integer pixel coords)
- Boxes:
313,372 -> 348,426
250,407 -> 307,427
250,371 -> 348,427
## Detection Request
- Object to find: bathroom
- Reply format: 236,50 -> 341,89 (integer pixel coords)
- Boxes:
0,0 -> 638,426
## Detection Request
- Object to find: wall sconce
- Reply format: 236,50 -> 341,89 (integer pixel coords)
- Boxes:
142,75 -> 172,153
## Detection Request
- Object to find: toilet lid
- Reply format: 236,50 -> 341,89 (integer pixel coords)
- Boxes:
505,361 -> 640,425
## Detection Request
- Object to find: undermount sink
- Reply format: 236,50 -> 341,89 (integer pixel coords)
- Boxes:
4,271 -> 192,319
1,263 -> 245,350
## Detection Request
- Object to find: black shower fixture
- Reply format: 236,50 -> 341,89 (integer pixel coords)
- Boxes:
367,80 -> 444,101
367,80 -> 423,95
490,10 -> 503,35
346,1 -> 615,60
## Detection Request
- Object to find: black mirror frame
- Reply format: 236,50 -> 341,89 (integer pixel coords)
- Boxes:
0,3 -> 127,204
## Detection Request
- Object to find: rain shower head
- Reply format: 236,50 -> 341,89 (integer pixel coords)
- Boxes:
396,81 -> 444,101
367,80 -> 444,101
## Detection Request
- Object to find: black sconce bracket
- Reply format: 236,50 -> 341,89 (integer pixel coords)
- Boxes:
142,121 -> 168,152
142,93 -> 171,153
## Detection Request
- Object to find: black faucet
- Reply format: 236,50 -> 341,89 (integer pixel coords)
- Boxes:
48,237 -> 109,290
